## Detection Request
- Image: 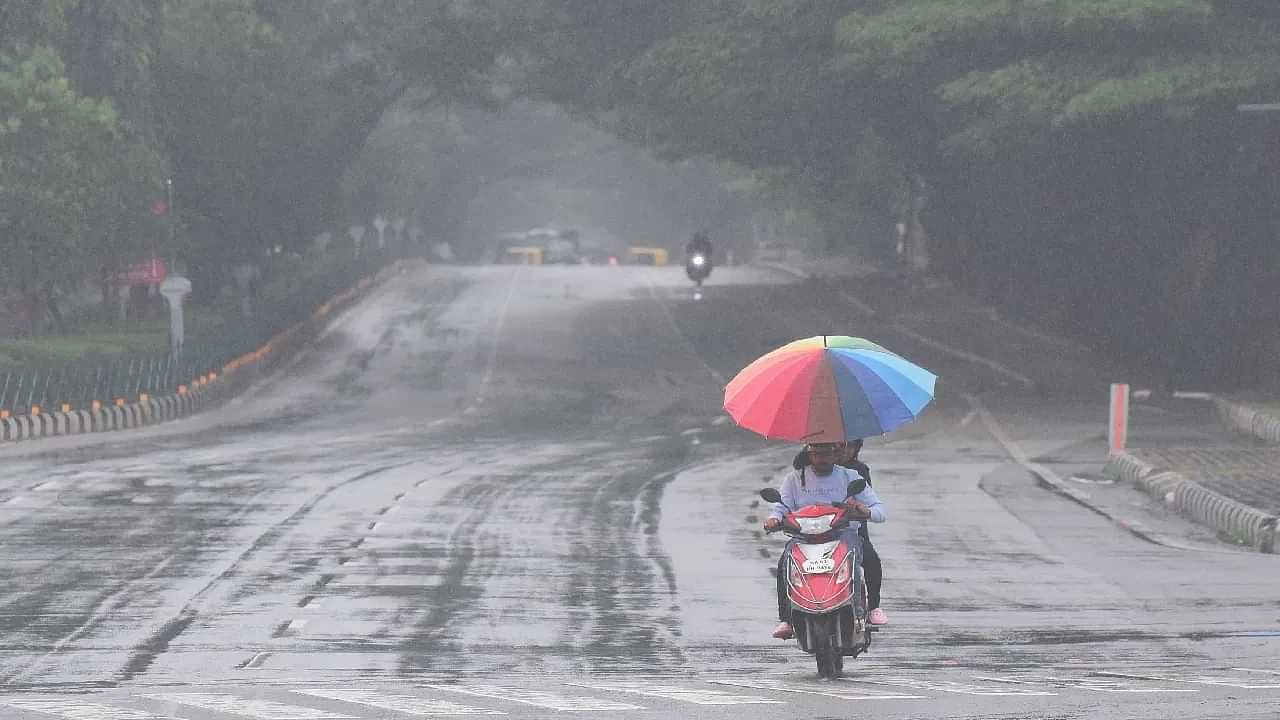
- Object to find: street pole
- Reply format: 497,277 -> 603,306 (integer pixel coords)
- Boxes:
166,177 -> 176,268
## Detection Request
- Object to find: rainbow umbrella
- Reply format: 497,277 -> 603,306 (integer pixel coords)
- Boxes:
723,335 -> 937,442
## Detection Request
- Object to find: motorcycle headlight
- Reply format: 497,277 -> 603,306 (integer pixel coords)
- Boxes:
691,255 -> 706,266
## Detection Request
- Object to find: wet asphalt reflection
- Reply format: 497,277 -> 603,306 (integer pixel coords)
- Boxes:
0,265 -> 1276,719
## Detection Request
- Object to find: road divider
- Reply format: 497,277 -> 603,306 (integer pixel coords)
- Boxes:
0,259 -> 424,446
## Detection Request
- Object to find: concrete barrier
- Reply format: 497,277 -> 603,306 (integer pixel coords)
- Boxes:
1105,450 -> 1278,553
1215,396 -> 1280,444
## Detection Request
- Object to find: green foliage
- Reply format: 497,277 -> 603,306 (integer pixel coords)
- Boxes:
0,45 -> 119,305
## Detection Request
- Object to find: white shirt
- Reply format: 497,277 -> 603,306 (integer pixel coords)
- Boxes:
768,464 -> 887,526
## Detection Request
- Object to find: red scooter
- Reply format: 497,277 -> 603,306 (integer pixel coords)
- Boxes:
761,487 -> 871,678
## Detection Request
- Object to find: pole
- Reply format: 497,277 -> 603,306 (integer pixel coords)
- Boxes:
1108,383 -> 1130,455
166,178 -> 176,268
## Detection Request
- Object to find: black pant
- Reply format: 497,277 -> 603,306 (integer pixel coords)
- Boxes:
776,537 -> 882,621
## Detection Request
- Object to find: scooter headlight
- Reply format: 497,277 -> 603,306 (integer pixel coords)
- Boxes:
691,254 -> 706,266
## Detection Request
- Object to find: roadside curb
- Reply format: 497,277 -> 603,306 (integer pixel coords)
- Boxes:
0,258 -> 423,446
1213,396 -> 1280,444
1104,450 -> 1278,553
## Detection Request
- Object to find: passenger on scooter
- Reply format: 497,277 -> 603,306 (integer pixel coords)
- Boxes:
765,441 -> 886,640
792,440 -> 888,628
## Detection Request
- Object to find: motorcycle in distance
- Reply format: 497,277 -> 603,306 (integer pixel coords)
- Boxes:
686,251 -> 711,289
761,484 -> 873,678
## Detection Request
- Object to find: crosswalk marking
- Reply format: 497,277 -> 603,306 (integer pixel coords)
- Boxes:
425,685 -> 645,711
141,693 -> 356,719
2,700 -> 179,720
710,678 -> 925,701
569,680 -> 783,705
1093,671 -> 1280,690
863,678 -> 1057,696
978,676 -> 1196,694
294,689 -> 505,715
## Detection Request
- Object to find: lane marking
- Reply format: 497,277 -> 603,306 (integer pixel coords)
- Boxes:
1094,670 -> 1280,690
889,322 -> 1035,389
863,678 -> 1055,696
1235,668 -> 1280,676
296,689 -> 504,715
426,684 -> 644,711
639,273 -> 727,386
822,279 -> 1034,388
710,678 -> 923,700
979,674 -> 1195,694
568,681 -> 782,705
4,699 -> 175,719
142,692 -> 356,718
472,267 -> 522,409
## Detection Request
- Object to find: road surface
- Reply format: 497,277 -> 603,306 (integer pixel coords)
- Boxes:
0,263 -> 1276,719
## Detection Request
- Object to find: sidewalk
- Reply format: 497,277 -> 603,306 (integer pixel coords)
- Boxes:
1106,397 -> 1280,553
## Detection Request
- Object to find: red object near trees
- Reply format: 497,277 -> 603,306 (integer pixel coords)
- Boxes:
118,258 -> 167,285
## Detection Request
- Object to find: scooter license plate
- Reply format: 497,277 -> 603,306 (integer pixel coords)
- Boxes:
802,558 -> 835,574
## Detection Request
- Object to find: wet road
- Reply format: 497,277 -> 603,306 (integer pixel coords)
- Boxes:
0,263 -> 1277,719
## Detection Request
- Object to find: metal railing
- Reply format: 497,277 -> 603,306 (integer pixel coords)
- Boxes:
0,254 -> 383,415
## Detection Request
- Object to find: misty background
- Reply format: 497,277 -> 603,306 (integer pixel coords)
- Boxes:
5,1 -> 1280,390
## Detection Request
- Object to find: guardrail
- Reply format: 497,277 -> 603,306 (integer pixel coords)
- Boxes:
0,255 -> 382,418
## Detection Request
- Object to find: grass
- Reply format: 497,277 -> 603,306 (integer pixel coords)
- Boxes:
0,308 -> 229,368
0,251 -> 372,370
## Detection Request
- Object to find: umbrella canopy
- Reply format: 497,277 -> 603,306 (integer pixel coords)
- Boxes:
723,335 -> 937,442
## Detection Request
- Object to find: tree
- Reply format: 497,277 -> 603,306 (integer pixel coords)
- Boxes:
0,45 -> 120,334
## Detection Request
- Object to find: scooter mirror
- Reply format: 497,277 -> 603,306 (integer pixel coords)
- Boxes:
759,488 -> 783,504
847,478 -> 867,497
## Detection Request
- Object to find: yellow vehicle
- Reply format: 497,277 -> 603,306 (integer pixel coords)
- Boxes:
627,247 -> 669,266
500,246 -> 543,265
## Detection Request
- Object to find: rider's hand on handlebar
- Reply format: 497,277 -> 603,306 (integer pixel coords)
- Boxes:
844,499 -> 871,519
764,517 -> 782,531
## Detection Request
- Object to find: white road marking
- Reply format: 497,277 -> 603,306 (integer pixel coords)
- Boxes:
711,416 -> 730,426
822,280 -> 1034,388
142,693 -> 356,718
1095,671 -> 1280,690
473,267 -> 522,408
865,678 -> 1055,696
890,322 -> 1035,388
426,684 -> 644,711
1234,668 -> 1280,676
979,674 -> 1195,694
1040,676 -> 1197,693
296,689 -> 504,715
711,678 -> 924,700
569,681 -> 783,705
283,619 -> 308,633
3,699 -> 177,719
639,273 -> 726,385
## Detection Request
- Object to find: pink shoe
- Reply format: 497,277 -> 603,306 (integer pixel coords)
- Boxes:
771,621 -> 794,639
867,608 -> 889,626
